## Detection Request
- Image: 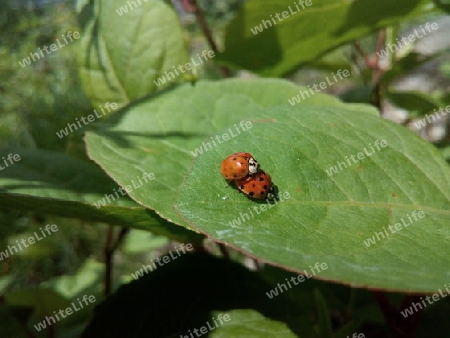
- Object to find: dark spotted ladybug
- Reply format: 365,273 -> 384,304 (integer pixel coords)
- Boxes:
235,170 -> 274,200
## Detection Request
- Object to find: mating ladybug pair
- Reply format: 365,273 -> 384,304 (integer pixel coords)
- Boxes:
220,152 -> 275,200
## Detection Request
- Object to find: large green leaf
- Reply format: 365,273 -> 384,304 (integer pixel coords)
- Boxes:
76,0 -> 188,110
0,147 -> 200,243
84,79 -> 349,229
174,105 -> 450,292
219,0 -> 433,76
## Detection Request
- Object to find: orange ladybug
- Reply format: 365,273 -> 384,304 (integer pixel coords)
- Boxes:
220,152 -> 259,180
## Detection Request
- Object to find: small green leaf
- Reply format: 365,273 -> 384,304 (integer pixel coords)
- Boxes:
210,309 -> 298,337
432,0 -> 450,13
0,276 -> 14,295
76,0 -> 188,109
0,147 -> 200,243
42,258 -> 103,299
122,230 -> 168,253
381,52 -> 435,86
340,86 -> 374,105
440,60 -> 450,78
387,90 -> 442,118
6,288 -> 70,318
219,0 -> 432,76
440,146 -> 450,163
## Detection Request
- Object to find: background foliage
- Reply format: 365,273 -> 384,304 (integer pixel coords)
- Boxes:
1,0 -> 450,337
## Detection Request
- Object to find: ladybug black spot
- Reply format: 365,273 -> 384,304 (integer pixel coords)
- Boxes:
249,192 -> 255,196
258,177 -> 264,181
233,174 -> 237,178
263,185 -> 267,189
240,185 -> 244,189
252,184 -> 255,187
232,157 -> 237,161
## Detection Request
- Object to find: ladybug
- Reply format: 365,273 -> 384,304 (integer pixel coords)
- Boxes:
220,152 -> 259,180
235,170 -> 274,200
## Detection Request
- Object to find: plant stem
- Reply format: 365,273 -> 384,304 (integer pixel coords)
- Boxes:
184,0 -> 232,77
